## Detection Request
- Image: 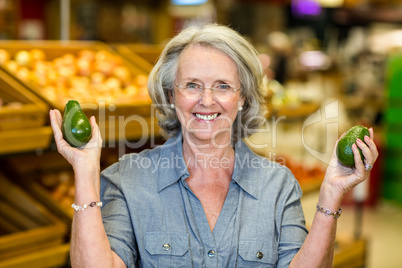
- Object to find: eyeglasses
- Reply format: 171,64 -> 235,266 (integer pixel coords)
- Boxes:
175,81 -> 241,101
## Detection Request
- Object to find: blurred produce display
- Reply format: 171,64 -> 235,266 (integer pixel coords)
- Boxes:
280,155 -> 324,184
0,44 -> 151,109
36,170 -> 75,219
268,154 -> 325,193
0,99 -> 23,109
0,171 -> 69,266
0,66 -> 48,131
0,41 -> 160,143
0,65 -> 52,154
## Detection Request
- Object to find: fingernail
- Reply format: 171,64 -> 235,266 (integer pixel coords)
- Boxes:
356,138 -> 363,144
364,135 -> 371,141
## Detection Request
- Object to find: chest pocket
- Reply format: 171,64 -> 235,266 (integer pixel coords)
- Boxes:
237,239 -> 278,267
144,232 -> 190,267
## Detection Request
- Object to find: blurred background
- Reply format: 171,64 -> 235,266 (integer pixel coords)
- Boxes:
0,0 -> 401,267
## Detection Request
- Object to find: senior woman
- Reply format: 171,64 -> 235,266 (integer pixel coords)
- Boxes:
49,24 -> 378,267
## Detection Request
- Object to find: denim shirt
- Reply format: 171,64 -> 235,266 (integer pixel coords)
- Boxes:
100,134 -> 308,268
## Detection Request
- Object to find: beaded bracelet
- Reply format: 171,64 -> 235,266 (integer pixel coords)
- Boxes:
71,201 -> 103,212
316,203 -> 342,219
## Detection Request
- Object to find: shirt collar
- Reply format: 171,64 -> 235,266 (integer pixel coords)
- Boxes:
156,133 -> 189,192
232,139 -> 260,200
156,133 -> 260,200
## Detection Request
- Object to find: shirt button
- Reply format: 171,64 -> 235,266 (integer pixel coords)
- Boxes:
208,250 -> 215,257
162,244 -> 170,251
256,251 -> 264,259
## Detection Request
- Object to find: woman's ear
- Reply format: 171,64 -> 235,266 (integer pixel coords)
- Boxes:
168,90 -> 175,105
240,95 -> 246,108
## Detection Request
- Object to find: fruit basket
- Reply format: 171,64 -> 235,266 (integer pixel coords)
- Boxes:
0,172 -> 69,267
0,40 -> 160,141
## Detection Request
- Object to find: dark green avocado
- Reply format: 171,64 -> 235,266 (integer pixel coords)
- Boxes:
62,100 -> 92,148
336,125 -> 370,167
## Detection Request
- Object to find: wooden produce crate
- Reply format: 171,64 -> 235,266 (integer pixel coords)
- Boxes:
0,244 -> 70,268
333,235 -> 367,268
0,67 -> 52,154
0,127 -> 52,155
23,169 -> 76,223
0,68 -> 48,131
112,43 -> 164,73
267,102 -> 321,119
0,172 -> 69,267
0,40 -> 159,141
1,150 -> 76,224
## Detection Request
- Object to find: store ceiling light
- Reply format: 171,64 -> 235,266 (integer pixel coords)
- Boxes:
171,0 -> 208,5
299,50 -> 330,70
292,0 -> 322,17
316,0 -> 344,8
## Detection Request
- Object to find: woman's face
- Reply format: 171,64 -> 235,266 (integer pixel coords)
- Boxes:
172,44 -> 244,148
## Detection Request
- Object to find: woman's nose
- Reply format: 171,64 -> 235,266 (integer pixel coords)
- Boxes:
199,88 -> 216,106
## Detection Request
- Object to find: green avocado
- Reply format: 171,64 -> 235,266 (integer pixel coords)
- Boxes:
336,125 -> 370,167
62,100 -> 92,148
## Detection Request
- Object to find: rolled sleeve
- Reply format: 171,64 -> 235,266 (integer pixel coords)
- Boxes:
100,161 -> 139,267
277,171 -> 308,267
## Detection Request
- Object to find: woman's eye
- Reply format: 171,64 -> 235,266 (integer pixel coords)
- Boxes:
216,84 -> 231,90
186,82 -> 200,89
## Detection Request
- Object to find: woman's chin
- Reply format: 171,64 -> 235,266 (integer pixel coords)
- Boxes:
183,131 -> 232,148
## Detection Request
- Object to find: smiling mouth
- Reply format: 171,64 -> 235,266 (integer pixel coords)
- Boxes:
194,113 -> 220,121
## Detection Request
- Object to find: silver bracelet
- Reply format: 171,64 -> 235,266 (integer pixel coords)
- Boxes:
71,201 -> 103,212
316,203 -> 342,219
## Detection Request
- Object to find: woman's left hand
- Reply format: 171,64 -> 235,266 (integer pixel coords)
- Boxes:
320,127 -> 379,203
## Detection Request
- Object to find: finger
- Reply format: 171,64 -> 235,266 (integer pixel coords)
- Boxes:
356,138 -> 373,166
352,143 -> 366,179
363,135 -> 379,162
91,116 -> 103,147
91,116 -> 103,149
82,116 -> 102,150
54,109 -> 63,127
50,109 -> 69,146
50,110 -> 74,157
49,109 -> 62,137
369,127 -> 374,140
89,116 -> 100,137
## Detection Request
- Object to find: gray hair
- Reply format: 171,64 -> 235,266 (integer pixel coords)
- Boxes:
147,24 -> 267,142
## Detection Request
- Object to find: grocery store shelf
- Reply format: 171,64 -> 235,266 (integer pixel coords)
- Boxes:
0,172 -> 69,267
0,127 -> 52,155
0,243 -> 70,268
334,236 -> 367,268
113,43 -> 164,65
113,44 -> 155,73
268,102 -> 321,119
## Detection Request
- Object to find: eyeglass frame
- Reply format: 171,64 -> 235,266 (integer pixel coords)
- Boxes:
174,81 -> 242,100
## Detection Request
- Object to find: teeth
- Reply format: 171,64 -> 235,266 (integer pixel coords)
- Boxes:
195,113 -> 218,121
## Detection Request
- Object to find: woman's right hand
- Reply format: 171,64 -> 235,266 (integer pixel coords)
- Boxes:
49,109 -> 103,174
